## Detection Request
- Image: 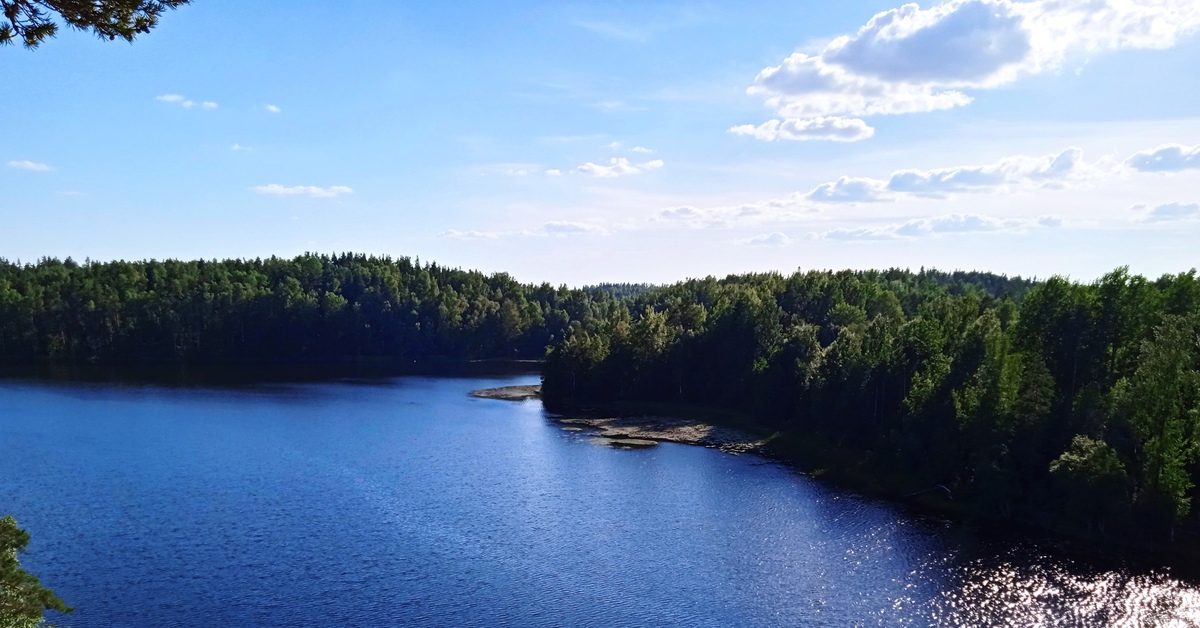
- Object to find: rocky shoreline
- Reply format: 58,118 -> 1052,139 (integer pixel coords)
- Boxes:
469,384 -> 541,401
470,385 -> 766,454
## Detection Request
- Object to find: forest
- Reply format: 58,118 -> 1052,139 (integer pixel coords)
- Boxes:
542,266 -> 1200,546
3,254 -> 1199,546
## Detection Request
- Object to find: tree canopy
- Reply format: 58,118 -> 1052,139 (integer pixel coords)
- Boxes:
1,0 -> 188,49
0,516 -> 71,628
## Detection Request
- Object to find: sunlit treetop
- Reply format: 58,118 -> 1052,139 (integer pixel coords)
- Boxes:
1,0 -> 189,49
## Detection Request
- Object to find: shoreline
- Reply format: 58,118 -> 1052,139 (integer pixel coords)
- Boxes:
471,385 -> 767,453
473,384 -> 1200,575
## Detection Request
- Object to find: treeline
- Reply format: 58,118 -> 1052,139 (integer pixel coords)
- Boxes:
0,254 -> 627,364
542,267 -> 1200,544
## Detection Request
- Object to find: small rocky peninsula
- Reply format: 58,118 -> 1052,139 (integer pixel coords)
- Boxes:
471,385 -> 766,454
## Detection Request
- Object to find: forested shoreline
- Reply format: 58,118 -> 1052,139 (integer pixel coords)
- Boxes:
542,265 -> 1200,549
5,254 -> 1200,549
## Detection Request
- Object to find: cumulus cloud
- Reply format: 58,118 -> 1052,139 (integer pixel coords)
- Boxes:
252,184 -> 354,198
1137,202 -> 1200,222
807,147 -> 1089,203
544,169 -> 563,176
1038,215 -> 1063,227
739,232 -> 792,246
7,160 -> 50,171
265,104 -> 282,113
807,177 -> 890,203
729,116 -> 875,142
577,157 -> 663,178
812,213 -> 1040,239
746,0 -> 1200,137
542,221 -> 609,236
1126,144 -> 1200,172
440,229 -> 499,240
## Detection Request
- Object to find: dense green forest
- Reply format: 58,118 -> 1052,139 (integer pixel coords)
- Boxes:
0,254 -> 623,365
542,266 -> 1200,546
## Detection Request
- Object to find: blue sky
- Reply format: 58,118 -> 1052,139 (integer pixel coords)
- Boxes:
2,0 -> 1199,285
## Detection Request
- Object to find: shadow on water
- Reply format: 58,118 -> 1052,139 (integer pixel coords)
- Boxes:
0,359 -> 542,389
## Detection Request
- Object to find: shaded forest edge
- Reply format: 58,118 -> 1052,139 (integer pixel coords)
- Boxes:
9,253 -> 1200,555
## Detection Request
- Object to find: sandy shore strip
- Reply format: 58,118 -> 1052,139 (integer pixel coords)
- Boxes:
470,385 -> 542,401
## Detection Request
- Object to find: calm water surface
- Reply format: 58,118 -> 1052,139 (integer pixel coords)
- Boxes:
3,374 -> 1200,626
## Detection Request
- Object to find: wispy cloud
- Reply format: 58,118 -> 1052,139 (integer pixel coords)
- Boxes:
541,221 -> 610,236
7,160 -> 51,172
1135,202 -> 1200,223
544,169 -> 563,176
156,94 -> 218,109
231,144 -> 251,151
729,116 -> 875,142
264,104 -> 282,114
631,146 -> 654,153
738,232 -> 792,246
252,184 -> 353,198
811,213 -> 1039,240
440,229 -> 499,240
577,157 -> 664,178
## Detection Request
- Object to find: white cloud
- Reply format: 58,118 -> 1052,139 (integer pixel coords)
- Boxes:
729,116 -> 875,142
746,1 -> 1200,136
1038,215 -> 1063,227
544,169 -> 563,176
157,94 -> 217,109
1126,144 -> 1200,172
1137,202 -> 1200,222
252,184 -> 354,198
812,213 -> 1039,239
265,104 -> 282,114
542,221 -> 609,236
606,141 -> 623,150
505,169 -> 530,176
440,229 -> 499,240
660,206 -> 701,219
631,146 -> 654,153
807,147 -> 1089,203
807,176 -> 890,203
894,213 -> 1020,236
7,160 -> 50,172
739,232 -> 792,246
231,144 -> 251,151
577,157 -> 663,178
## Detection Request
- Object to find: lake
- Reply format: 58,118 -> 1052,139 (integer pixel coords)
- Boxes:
2,373 -> 1199,626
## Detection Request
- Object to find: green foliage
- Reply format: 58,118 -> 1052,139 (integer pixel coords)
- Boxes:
0,254 -> 613,365
0,516 -> 70,628
1,0 -> 188,49
541,265 -> 1200,543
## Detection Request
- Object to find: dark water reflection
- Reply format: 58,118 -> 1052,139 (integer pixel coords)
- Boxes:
2,375 -> 1199,626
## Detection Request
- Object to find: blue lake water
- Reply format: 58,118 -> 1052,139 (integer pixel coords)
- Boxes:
3,374 -> 1200,626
